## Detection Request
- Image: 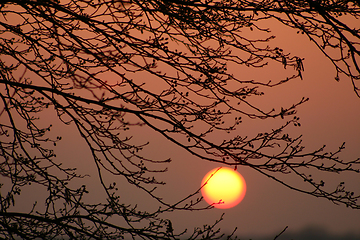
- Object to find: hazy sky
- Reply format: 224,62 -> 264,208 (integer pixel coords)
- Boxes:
3,5 -> 360,239
41,20 -> 360,238
148,20 -> 360,238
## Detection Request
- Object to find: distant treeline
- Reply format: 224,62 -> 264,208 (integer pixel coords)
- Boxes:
237,226 -> 360,240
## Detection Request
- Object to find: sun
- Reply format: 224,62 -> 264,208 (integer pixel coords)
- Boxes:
201,167 -> 246,209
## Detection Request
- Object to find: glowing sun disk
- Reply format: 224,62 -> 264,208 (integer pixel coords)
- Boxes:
201,167 -> 246,209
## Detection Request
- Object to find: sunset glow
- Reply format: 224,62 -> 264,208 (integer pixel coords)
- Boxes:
201,167 -> 246,209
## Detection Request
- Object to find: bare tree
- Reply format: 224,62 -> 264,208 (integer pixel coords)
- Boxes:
0,0 -> 359,239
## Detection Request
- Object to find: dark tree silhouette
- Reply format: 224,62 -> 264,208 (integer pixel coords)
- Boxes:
0,0 -> 359,239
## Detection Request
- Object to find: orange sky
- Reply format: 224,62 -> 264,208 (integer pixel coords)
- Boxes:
29,20 -> 360,237
2,2 -> 360,239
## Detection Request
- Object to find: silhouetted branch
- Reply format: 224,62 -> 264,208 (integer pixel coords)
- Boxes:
0,0 -> 359,239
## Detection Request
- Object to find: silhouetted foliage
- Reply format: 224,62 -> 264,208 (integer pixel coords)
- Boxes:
244,225 -> 360,240
0,0 -> 359,239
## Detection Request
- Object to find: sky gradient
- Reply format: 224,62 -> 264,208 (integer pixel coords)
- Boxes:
2,2 -> 360,239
